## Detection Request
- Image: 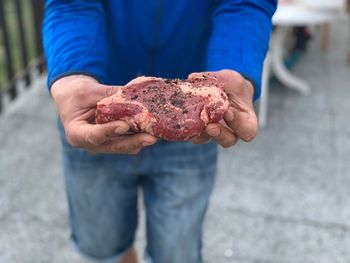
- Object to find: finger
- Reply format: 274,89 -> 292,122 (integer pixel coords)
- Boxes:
125,76 -> 153,86
97,84 -> 123,100
224,108 -> 258,142
205,123 -> 238,148
189,70 -> 237,88
214,70 -> 255,102
67,120 -> 129,147
188,72 -> 204,80
188,71 -> 214,81
213,70 -> 242,87
190,132 -> 212,144
92,133 -> 157,154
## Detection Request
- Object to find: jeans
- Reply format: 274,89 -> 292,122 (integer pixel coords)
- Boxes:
59,123 -> 217,263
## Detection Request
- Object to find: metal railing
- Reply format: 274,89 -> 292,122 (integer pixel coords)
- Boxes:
0,0 -> 45,113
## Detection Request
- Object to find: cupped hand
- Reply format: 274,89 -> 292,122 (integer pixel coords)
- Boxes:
51,75 -> 157,154
190,70 -> 258,148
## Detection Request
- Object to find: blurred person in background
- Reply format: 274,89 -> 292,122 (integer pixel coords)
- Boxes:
43,1 -> 276,263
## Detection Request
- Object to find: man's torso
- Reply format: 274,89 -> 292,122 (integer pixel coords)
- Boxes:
104,0 -> 216,84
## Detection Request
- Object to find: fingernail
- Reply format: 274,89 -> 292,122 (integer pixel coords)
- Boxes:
143,140 -> 156,147
115,127 -> 126,134
225,109 -> 234,121
207,127 -> 220,137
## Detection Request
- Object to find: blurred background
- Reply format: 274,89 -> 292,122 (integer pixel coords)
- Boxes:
0,0 -> 350,262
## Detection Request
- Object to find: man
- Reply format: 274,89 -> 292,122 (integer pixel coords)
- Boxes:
43,1 -> 276,263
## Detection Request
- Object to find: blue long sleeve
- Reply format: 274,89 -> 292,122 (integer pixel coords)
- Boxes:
43,0 -> 276,99
43,0 -> 108,88
207,0 -> 277,100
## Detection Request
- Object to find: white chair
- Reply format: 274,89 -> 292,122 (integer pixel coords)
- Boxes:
258,2 -> 341,127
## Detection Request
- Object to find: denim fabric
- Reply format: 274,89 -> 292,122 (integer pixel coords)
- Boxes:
59,124 -> 218,263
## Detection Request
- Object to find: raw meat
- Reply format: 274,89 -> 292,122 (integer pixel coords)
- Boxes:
95,74 -> 229,141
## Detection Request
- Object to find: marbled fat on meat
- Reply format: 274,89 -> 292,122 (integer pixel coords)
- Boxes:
95,74 -> 229,141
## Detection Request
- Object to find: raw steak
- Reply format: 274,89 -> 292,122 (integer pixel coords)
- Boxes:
95,74 -> 229,141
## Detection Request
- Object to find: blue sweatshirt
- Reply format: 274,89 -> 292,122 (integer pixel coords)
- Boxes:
43,0 -> 276,101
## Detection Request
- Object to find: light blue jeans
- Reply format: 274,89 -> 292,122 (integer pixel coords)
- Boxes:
59,123 -> 217,263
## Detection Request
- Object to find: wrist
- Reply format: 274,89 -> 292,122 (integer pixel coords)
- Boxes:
51,74 -> 98,100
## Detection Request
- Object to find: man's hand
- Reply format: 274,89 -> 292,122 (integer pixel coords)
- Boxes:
51,75 -> 157,154
190,70 -> 258,148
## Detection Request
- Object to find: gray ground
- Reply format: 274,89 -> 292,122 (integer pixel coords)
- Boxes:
1,17 -> 350,263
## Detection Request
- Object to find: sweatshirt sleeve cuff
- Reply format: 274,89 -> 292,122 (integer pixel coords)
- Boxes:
48,71 -> 103,91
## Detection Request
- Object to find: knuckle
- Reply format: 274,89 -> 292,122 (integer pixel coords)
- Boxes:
130,143 -> 143,154
105,144 -> 117,153
222,138 -> 237,148
241,129 -> 257,142
105,86 -> 119,98
65,129 -> 79,147
243,132 -> 257,142
235,75 -> 245,86
226,71 -> 245,88
122,144 -> 141,155
109,141 -> 140,155
106,143 -> 120,153
221,69 -> 235,77
84,131 -> 100,146
231,70 -> 241,78
243,123 -> 258,142
226,70 -> 241,80
66,137 -> 78,147
129,148 -> 141,155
